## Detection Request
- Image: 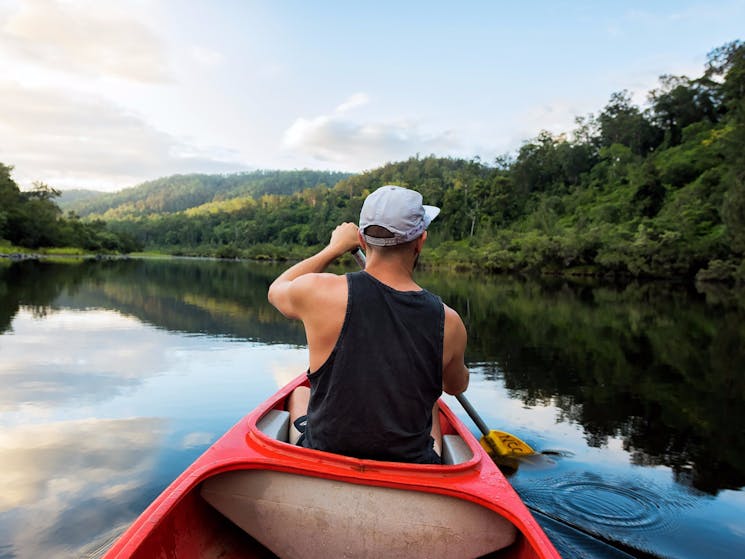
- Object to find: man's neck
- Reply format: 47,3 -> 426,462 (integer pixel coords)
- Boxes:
363,256 -> 420,292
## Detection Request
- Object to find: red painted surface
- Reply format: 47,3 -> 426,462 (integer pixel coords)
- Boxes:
104,374 -> 561,559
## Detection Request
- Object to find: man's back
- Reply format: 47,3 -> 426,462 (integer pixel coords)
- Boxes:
301,271 -> 443,462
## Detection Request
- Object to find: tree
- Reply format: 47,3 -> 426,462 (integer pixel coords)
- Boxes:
707,41 -> 745,256
722,181 -> 745,254
706,40 -> 745,117
633,161 -> 666,218
648,75 -> 720,146
25,181 -> 62,202
597,91 -> 662,155
511,131 -> 567,197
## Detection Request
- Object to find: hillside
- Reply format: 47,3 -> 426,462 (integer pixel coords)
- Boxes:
4,40 -> 743,282
61,170 -> 352,219
102,40 -> 745,282
57,189 -> 108,208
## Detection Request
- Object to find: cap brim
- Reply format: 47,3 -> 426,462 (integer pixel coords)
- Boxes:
423,205 -> 440,228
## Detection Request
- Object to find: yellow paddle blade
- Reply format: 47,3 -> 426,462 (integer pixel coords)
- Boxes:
479,430 -> 535,458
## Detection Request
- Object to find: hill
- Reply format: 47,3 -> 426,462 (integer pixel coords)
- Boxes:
103,40 -> 745,281
62,170 -> 352,219
4,40 -> 743,282
57,189 -> 108,209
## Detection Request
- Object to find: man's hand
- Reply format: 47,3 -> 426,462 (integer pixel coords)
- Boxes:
329,222 -> 360,255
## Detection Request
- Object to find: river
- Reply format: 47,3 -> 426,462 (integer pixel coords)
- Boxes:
0,257 -> 743,558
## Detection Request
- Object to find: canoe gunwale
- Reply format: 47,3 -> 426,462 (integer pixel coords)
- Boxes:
246,373 -> 484,475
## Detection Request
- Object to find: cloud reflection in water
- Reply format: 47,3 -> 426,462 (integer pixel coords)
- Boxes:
0,417 -> 165,558
0,304 -> 309,558
0,308 -> 174,414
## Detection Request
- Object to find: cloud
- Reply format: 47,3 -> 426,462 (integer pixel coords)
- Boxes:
283,97 -> 459,170
180,431 -> 215,449
0,0 -> 168,82
0,81 -> 248,190
0,417 -> 164,510
522,101 -> 585,138
335,92 -> 370,114
190,45 -> 225,68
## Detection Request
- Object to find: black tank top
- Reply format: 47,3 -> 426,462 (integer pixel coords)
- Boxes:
302,271 -> 444,463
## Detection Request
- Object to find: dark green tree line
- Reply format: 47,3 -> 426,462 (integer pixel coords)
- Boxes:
0,164 -> 140,252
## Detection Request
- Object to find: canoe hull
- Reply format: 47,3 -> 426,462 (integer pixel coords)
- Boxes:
104,374 -> 560,559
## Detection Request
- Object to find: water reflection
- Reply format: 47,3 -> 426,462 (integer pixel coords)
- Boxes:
0,258 -> 305,343
1,258 -> 744,558
0,266 -> 310,558
0,417 -> 164,558
425,275 -> 745,495
0,308 -> 176,414
2,259 -> 744,495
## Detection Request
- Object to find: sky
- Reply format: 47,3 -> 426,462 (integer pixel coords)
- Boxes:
1,0 -> 744,193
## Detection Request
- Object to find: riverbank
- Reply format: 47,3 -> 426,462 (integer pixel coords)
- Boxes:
0,243 -> 134,263
4,239 -> 744,287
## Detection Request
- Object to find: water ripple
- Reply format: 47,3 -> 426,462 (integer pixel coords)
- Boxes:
555,480 -> 663,528
522,472 -> 700,536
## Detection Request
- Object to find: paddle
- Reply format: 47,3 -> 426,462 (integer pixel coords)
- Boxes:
455,392 -> 535,458
350,246 -> 535,459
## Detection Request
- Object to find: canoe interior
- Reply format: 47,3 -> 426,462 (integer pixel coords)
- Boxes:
128,480 -> 540,559
202,469 -> 518,559
127,489 -> 274,559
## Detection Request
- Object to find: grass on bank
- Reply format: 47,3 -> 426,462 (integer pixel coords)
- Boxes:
0,242 -> 86,256
0,242 -> 128,261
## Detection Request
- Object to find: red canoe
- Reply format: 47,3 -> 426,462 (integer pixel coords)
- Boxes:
104,374 -> 560,559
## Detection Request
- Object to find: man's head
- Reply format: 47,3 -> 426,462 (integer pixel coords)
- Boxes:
358,185 -> 440,248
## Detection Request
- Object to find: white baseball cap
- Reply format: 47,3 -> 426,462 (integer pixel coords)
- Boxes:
359,185 -> 440,246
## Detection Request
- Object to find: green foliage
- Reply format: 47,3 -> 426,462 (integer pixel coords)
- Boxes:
7,40 -> 745,279
60,170 -> 352,219
598,90 -> 663,155
648,76 -> 721,146
0,165 -> 140,253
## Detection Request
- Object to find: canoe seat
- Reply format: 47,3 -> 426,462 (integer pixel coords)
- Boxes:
442,434 -> 472,465
256,410 -> 473,465
256,409 -> 290,441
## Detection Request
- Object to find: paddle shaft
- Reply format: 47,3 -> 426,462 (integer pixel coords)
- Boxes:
351,247 -> 366,269
455,392 -> 490,437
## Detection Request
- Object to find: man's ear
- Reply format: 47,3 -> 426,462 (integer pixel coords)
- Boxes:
416,231 -> 428,253
358,230 -> 368,251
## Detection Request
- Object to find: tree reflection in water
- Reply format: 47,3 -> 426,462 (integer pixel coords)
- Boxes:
2,258 -> 743,495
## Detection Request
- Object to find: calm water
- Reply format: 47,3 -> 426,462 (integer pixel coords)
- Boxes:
1,257 -> 743,558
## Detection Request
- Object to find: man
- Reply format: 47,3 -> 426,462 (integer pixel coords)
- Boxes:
267,185 -> 469,464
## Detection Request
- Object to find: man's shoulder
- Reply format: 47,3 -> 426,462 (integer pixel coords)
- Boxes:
443,303 -> 467,336
291,273 -> 348,326
442,302 -> 462,320
291,272 -> 347,299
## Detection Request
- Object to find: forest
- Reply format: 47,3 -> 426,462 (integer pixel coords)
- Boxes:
3,40 -> 744,282
0,164 -> 140,253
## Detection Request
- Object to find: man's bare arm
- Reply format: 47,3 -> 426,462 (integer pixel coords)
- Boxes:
442,305 -> 469,395
268,222 -> 359,319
